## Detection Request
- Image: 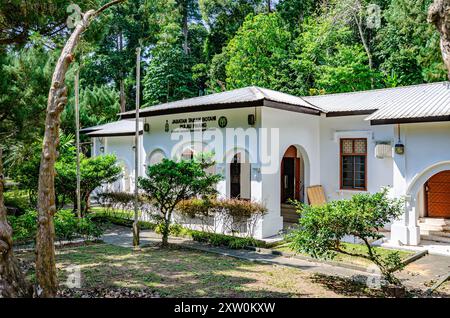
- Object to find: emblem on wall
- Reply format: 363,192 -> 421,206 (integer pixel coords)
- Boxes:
218,116 -> 228,128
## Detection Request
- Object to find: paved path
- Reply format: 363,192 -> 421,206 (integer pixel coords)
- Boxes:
102,225 -> 449,292
397,254 -> 450,290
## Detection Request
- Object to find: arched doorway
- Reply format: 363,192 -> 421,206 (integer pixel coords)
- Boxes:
281,146 -> 305,223
425,170 -> 450,218
229,152 -> 251,199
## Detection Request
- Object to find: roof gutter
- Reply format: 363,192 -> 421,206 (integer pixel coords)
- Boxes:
370,115 -> 450,125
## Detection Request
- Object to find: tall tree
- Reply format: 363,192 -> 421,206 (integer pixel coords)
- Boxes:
377,0 -> 446,85
199,0 -> 263,60
0,149 -> 32,297
0,47 -> 54,147
36,0 -> 124,298
225,13 -> 292,90
428,0 -> 450,79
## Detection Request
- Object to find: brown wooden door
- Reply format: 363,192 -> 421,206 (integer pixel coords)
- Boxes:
426,170 -> 450,218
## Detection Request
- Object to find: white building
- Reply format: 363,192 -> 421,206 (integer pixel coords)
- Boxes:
82,82 -> 450,246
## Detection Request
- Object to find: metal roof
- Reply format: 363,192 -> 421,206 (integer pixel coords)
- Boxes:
120,86 -> 323,119
364,82 -> 450,123
81,120 -> 143,137
304,82 -> 450,122
85,82 -> 450,133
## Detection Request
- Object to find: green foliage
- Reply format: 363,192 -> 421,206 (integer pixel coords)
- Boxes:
154,223 -> 188,237
199,0 -> 264,60
7,134 -> 121,211
8,209 -> 103,244
138,157 -> 221,246
61,85 -> 120,136
189,230 -> 265,249
0,47 -> 55,145
90,212 -> 157,230
143,47 -> 197,106
376,0 -> 446,85
288,189 -> 405,285
56,154 -> 122,213
225,13 -> 292,91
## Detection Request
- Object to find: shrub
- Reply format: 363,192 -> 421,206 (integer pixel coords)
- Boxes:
8,209 -> 104,244
189,230 -> 265,249
90,213 -> 157,231
154,222 -> 188,237
7,210 -> 37,243
177,198 -> 267,237
288,188 -> 405,285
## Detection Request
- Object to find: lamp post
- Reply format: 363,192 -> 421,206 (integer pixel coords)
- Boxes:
133,44 -> 141,247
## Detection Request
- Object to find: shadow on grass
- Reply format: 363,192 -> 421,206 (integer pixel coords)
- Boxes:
310,274 -> 386,298
18,243 -> 314,298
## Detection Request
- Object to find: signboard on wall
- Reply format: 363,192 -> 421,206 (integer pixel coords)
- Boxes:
169,116 -> 226,132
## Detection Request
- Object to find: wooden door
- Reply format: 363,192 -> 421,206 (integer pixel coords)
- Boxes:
230,156 -> 241,199
426,170 -> 450,218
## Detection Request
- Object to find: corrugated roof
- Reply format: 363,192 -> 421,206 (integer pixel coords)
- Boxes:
303,82 -> 450,121
120,86 -> 323,118
365,82 -> 450,121
81,120 -> 143,137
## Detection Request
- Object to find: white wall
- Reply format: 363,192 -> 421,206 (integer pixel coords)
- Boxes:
93,135 -> 145,193
259,107 -> 321,238
319,115 -> 394,202
402,122 -> 450,187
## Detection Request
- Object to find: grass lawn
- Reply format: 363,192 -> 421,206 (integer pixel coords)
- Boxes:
273,242 -> 414,268
16,243 -> 388,298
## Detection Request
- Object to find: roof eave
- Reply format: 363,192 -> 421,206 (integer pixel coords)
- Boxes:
86,131 -> 143,137
370,115 -> 450,125
120,99 -> 322,119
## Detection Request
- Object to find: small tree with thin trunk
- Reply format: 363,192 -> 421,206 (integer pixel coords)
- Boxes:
138,157 -> 221,247
288,189 -> 405,286
36,0 -> 125,298
0,149 -> 33,297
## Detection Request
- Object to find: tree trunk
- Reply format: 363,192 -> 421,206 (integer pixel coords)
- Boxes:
0,149 -> 33,297
35,0 -> 124,298
428,0 -> 450,80
118,32 -> 126,113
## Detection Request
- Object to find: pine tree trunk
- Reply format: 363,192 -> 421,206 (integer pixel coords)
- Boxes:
0,149 -> 33,298
35,0 -> 124,298
429,0 -> 450,80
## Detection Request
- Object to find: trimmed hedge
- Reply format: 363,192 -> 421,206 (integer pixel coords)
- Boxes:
90,214 -> 157,230
189,230 -> 266,249
91,212 -> 266,249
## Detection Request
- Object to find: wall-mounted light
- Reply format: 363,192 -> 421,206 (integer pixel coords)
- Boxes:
99,146 -> 105,153
165,120 -> 169,132
144,123 -> 150,132
248,114 -> 255,126
394,124 -> 405,155
132,145 -> 136,151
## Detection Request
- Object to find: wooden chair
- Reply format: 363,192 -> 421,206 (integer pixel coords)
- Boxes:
306,185 -> 327,207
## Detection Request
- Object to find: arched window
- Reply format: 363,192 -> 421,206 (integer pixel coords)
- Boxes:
147,149 -> 166,166
181,148 -> 194,161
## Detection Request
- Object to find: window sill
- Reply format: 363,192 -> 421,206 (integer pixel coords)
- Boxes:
336,189 -> 368,193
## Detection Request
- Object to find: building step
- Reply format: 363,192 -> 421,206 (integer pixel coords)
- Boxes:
425,230 -> 450,238
421,234 -> 450,244
281,205 -> 299,223
419,218 -> 450,226
419,224 -> 450,232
